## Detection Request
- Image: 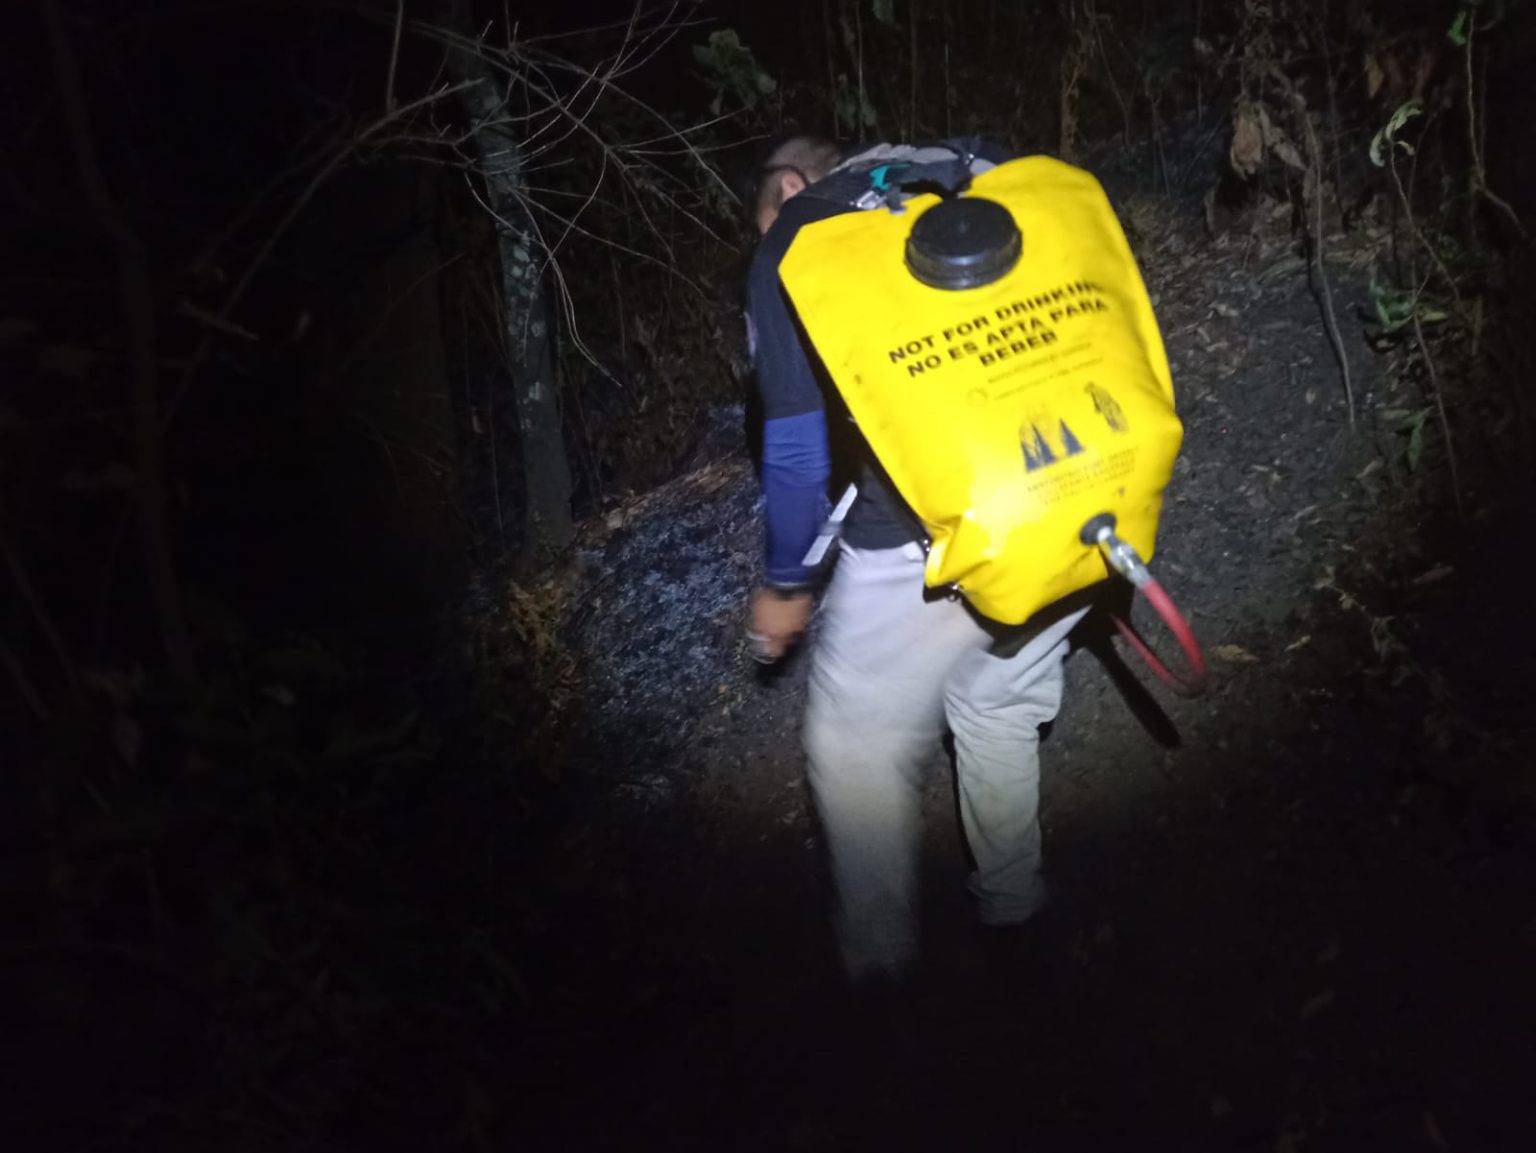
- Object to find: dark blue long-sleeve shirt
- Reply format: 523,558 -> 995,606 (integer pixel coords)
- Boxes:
744,195 -> 918,587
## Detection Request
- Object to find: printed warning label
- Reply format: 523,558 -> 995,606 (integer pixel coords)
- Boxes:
884,281 -> 1111,380
1023,446 -> 1138,503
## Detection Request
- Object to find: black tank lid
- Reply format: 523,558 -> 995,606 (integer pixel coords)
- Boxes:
904,196 -> 1021,290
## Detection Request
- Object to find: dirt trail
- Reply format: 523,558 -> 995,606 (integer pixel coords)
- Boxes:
513,190 -> 1536,1151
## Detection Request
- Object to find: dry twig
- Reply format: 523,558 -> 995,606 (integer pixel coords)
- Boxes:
1271,68 -> 1355,429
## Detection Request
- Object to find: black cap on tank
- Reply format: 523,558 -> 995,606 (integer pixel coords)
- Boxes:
904,197 -> 1021,290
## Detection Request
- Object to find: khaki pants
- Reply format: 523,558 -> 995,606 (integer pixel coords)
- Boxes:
803,542 -> 1086,981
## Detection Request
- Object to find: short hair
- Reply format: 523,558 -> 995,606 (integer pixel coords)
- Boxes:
752,135 -> 841,225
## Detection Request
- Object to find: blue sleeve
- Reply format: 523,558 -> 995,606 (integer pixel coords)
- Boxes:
762,410 -> 829,587
745,198 -> 844,588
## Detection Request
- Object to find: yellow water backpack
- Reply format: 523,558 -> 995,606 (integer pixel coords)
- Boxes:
779,150 -> 1185,630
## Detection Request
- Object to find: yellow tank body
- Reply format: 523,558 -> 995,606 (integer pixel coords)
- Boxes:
779,155 -> 1183,625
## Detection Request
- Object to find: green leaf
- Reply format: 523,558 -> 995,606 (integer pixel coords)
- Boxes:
692,27 -> 774,113
872,0 -> 897,27
1368,274 -> 1419,333
1385,99 -> 1424,140
1369,126 -> 1387,168
1397,408 -> 1430,473
1407,414 -> 1426,472
1447,9 -> 1470,46
834,73 -> 858,134
1370,99 -> 1424,167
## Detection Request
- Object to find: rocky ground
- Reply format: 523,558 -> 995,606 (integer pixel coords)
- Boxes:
496,179 -> 1536,1152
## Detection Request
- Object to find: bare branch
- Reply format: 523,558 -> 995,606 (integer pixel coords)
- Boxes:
1410,285 -> 1465,518
1462,18 -> 1529,245
333,252 -> 467,376
459,173 -> 613,385
1,518 -> 78,695
165,78 -> 480,428
1297,101 -> 1354,429
44,0 -> 195,688
0,636 -> 49,720
409,12 -> 739,217
176,300 -> 259,342
386,0 -> 405,113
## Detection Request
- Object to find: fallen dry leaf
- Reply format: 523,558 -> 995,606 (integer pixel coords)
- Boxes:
1213,644 -> 1260,664
1230,105 -> 1264,176
1412,564 -> 1455,586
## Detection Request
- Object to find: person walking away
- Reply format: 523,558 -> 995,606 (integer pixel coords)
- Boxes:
743,135 -> 1091,990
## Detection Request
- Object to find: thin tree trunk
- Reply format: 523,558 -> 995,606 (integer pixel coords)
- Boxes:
909,0 -> 919,140
45,0 -> 196,690
445,26 -> 573,564
497,223 -> 572,560
825,0 -> 838,137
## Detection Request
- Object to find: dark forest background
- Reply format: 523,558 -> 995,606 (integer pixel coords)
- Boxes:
4,0 -> 1535,1147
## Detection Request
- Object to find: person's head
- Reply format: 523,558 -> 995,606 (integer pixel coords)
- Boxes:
752,135 -> 841,235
